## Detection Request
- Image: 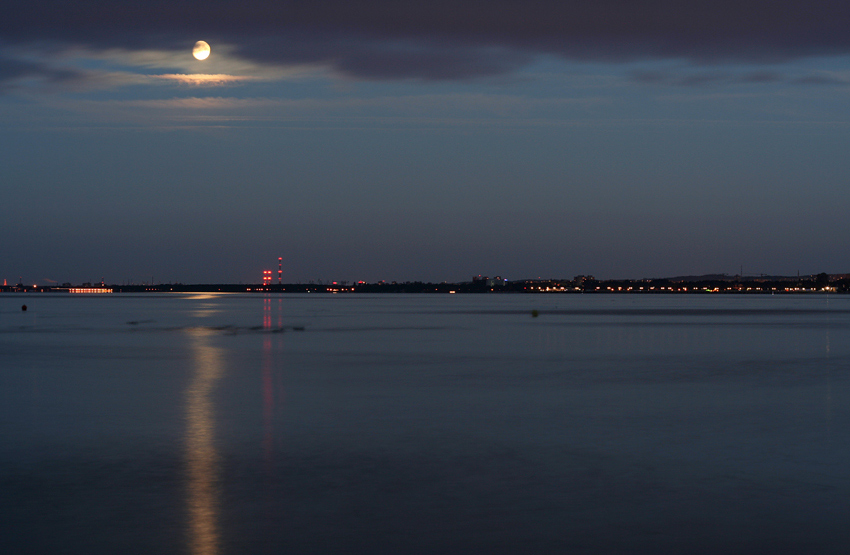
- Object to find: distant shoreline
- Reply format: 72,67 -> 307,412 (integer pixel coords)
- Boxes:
2,273 -> 847,294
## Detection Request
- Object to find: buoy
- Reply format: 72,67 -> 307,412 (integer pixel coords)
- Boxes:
21,305 -> 27,311
531,309 -> 539,318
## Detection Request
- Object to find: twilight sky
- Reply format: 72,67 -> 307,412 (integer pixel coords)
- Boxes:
3,1 -> 850,284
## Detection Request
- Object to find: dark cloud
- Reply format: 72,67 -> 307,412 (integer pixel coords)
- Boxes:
629,70 -> 668,84
677,72 -> 729,87
308,41 -> 531,80
740,71 -> 784,83
0,55 -> 85,90
3,1 -> 850,80
0,56 -> 37,82
629,68 -> 849,87
792,74 -> 847,85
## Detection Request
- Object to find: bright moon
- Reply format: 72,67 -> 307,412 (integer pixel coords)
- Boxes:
192,41 -> 210,60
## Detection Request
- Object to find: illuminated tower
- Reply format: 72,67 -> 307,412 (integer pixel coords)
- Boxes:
262,270 -> 272,286
278,257 -> 282,284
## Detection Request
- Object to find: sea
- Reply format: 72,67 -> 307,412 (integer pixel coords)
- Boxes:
1,292 -> 848,554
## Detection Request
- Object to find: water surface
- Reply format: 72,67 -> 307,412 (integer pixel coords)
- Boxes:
1,293 -> 848,554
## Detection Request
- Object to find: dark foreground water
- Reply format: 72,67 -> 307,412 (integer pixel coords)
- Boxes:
1,293 -> 848,554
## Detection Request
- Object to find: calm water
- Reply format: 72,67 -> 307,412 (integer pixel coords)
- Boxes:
1,293 -> 848,554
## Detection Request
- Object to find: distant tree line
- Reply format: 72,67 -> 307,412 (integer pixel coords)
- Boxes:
3,272 -> 847,293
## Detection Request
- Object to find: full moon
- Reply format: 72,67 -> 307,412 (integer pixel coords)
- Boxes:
192,41 -> 211,60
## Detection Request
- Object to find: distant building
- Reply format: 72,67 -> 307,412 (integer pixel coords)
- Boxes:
473,275 -> 506,287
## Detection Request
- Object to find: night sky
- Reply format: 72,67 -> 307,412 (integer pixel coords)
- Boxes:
3,1 -> 850,284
